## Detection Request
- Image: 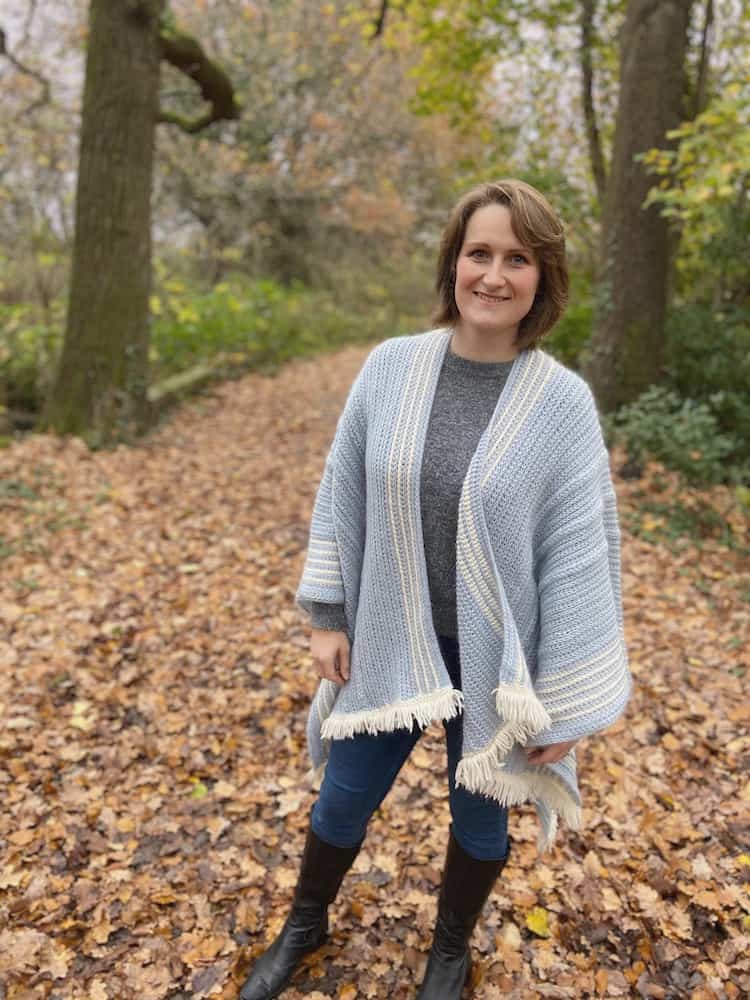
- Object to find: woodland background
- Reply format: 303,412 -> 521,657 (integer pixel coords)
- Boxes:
0,1 -> 749,998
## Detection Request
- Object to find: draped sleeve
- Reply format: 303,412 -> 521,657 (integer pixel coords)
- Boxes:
532,384 -> 631,745
295,348 -> 373,635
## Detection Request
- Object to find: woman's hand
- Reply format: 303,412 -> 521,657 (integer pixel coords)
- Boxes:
310,628 -> 350,686
524,738 -> 578,766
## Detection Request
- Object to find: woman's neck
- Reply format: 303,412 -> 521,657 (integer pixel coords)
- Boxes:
450,325 -> 520,363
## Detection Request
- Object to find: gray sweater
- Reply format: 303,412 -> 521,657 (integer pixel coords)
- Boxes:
310,345 -> 513,637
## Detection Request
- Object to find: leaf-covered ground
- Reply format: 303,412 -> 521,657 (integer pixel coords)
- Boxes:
1,345 -> 748,1000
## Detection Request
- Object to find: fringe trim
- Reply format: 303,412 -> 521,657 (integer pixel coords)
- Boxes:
537,811 -> 559,854
493,683 -> 552,736
456,751 -> 581,830
455,754 -> 581,830
320,686 -> 464,740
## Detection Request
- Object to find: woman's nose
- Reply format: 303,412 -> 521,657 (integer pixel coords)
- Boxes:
485,259 -> 507,287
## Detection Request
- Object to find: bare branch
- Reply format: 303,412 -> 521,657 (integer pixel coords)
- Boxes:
158,28 -> 240,133
0,23 -> 52,118
372,0 -> 390,38
693,0 -> 713,117
580,0 -> 607,204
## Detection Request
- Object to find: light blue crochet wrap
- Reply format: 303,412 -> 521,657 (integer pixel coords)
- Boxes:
296,329 -> 631,850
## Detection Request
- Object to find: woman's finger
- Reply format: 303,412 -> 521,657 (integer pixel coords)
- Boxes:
526,747 -> 556,765
316,656 -> 345,685
337,644 -> 350,681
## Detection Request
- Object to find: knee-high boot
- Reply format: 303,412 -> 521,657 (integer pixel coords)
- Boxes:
239,824 -> 363,1000
415,827 -> 511,999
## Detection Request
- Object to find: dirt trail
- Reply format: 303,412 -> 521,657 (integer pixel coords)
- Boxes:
1,345 -> 748,999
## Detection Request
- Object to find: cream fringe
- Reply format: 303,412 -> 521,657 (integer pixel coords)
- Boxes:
493,683 -> 552,735
455,752 -> 582,831
320,686 -> 464,740
537,811 -> 559,853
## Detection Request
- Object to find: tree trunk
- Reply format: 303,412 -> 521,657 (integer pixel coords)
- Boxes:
581,0 -> 692,412
44,0 -> 164,441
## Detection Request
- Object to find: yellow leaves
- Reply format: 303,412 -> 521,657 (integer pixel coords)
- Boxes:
70,699 -> 96,732
189,780 -> 209,799
525,906 -> 551,938
641,513 -> 665,532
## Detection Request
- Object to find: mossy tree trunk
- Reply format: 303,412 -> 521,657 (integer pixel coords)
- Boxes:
44,0 -> 164,442
581,0 -> 693,413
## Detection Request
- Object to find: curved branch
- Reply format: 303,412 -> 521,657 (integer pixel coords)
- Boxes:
580,0 -> 607,205
0,24 -> 52,118
158,28 -> 240,133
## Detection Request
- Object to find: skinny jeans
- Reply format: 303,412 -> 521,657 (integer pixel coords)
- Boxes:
310,635 -> 510,862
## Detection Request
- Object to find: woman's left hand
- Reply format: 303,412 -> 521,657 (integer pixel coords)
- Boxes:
525,738 -> 578,765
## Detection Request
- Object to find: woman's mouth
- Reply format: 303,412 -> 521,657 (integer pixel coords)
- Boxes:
474,291 -> 510,303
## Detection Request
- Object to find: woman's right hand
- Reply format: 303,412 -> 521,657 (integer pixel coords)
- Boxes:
310,628 -> 350,686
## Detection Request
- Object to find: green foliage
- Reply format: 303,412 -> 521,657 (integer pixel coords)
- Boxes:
600,300 -> 750,488
605,385 -> 746,487
0,304 -> 62,413
662,302 -> 750,471
663,303 -> 750,398
149,275 -> 416,380
639,81 -> 750,303
546,296 -> 593,368
1,273 -> 423,425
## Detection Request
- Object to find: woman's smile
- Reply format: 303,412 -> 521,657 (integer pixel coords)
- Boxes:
453,203 -> 540,352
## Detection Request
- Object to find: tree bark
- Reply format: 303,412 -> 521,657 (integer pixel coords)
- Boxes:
581,0 -> 692,412
44,0 -> 164,441
580,0 -> 607,206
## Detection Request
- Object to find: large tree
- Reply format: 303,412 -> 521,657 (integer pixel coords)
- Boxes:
380,0 -> 701,410
580,0 -> 694,410
42,0 -> 238,442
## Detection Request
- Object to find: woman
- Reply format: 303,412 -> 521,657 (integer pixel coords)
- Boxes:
239,179 -> 631,999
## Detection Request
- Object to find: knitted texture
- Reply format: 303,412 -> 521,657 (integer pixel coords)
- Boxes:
311,348 -> 514,637
296,329 -> 631,850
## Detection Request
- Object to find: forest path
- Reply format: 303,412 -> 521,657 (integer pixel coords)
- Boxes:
1,344 -> 748,999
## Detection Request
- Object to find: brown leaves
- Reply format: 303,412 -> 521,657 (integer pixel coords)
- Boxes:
0,344 -> 748,997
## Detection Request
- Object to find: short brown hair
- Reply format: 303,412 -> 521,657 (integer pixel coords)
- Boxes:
433,179 -> 569,350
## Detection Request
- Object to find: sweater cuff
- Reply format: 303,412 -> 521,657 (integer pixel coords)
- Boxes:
310,601 -> 348,632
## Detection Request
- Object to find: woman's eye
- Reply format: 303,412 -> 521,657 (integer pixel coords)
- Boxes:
469,249 -> 488,259
510,254 -> 528,265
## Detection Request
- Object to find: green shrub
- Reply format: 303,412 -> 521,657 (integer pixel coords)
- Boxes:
0,304 -> 62,413
547,296 -> 592,368
545,270 -> 594,368
148,275 -> 415,380
605,385 -> 746,486
663,303 -> 750,405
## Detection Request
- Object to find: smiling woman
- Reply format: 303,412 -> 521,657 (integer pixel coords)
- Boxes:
434,178 -> 569,361
452,202 -> 541,360
239,179 -> 630,1000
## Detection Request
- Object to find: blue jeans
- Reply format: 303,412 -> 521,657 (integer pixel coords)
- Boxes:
311,635 -> 509,861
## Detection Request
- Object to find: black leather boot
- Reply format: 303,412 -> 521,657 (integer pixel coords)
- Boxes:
415,828 -> 511,999
239,825 -> 363,1000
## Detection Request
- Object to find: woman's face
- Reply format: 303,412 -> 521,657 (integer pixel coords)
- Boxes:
453,203 -> 540,343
